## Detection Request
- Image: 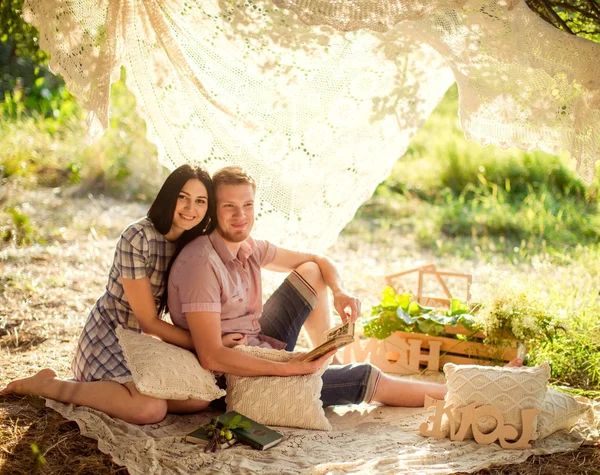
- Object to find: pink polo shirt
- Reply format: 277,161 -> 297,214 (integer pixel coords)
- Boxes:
168,230 -> 285,348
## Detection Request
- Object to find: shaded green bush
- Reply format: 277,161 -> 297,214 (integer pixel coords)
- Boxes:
374,85 -> 600,254
0,72 -> 168,201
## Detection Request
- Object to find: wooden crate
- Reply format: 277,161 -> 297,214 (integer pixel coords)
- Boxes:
340,264 -> 518,374
339,326 -> 518,375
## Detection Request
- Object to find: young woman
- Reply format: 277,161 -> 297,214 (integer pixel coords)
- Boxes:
1,165 -> 218,424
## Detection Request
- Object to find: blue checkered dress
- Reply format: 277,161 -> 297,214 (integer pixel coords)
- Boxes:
72,217 -> 176,382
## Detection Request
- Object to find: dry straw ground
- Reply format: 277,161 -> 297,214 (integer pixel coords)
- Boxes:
1,186 -> 598,474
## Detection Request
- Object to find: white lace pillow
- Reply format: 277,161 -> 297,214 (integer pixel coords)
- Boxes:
443,362 -> 550,440
116,326 -> 225,401
225,345 -> 332,431
538,389 -> 588,439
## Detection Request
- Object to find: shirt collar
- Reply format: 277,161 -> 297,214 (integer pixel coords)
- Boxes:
208,229 -> 253,265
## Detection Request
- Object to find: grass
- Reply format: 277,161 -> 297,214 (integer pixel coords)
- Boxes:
353,85 -> 600,261
1,396 -> 124,474
1,188 -> 599,475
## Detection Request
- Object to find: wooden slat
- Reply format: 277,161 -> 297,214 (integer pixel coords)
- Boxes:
417,296 -> 451,308
438,354 -> 497,367
441,324 -> 487,340
391,332 -> 491,358
391,331 -> 517,362
385,264 -> 436,283
426,269 -> 453,299
421,270 -> 472,301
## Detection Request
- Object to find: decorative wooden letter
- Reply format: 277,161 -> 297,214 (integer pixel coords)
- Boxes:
419,397 -> 541,449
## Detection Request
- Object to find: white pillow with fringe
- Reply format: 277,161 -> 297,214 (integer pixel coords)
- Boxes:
116,326 -> 225,401
538,388 -> 588,439
443,362 -> 550,440
225,345 -> 332,431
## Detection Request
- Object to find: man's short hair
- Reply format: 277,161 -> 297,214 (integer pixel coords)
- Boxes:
213,166 -> 256,191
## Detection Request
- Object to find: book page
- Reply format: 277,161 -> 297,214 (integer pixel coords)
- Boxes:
324,321 -> 354,342
300,323 -> 355,362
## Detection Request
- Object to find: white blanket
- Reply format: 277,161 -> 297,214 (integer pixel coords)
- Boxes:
45,398 -> 599,475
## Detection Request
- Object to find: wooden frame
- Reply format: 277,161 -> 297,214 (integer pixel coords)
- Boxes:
384,263 -> 472,308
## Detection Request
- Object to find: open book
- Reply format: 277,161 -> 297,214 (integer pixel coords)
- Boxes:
299,321 -> 355,362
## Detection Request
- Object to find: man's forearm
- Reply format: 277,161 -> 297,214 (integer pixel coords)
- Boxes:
312,254 -> 343,294
311,254 -> 361,323
197,345 -> 292,377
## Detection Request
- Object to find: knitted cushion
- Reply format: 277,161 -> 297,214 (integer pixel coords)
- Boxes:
538,389 -> 588,439
443,362 -> 550,440
116,326 -> 225,401
225,345 -> 332,431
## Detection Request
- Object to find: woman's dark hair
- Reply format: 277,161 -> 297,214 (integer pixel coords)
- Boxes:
148,164 -> 214,236
150,164 -> 216,317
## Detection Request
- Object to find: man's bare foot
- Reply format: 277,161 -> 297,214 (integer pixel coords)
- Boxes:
505,358 -> 523,367
0,368 -> 58,397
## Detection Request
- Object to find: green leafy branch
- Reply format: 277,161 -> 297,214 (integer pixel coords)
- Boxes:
201,414 -> 251,452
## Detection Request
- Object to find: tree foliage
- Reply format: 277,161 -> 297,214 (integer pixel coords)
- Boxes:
0,0 -> 47,63
1,0 -> 67,117
527,0 -> 600,40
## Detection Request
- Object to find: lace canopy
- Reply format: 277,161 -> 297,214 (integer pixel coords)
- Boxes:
23,0 -> 600,250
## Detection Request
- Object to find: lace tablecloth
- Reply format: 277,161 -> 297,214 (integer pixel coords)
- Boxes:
45,397 -> 599,475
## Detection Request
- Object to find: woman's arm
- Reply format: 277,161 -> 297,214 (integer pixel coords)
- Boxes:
187,310 -> 333,376
122,277 -> 195,350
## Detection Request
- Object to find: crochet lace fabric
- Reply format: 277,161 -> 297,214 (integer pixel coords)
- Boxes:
22,0 -> 600,250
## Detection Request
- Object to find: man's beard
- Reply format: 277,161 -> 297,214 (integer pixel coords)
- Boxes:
218,226 -> 249,243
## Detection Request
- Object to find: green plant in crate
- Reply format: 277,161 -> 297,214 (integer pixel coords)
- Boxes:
362,286 -> 478,340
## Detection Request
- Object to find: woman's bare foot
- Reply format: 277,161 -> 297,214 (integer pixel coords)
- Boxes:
0,368 -> 58,397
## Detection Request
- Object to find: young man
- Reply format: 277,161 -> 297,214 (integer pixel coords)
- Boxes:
167,166 -> 447,407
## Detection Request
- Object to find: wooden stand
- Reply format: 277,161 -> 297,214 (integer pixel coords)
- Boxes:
384,263 -> 472,308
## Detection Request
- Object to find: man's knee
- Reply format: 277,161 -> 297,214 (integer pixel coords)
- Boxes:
295,262 -> 325,290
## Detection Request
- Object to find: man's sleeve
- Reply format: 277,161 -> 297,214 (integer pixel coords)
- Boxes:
254,239 -> 277,267
175,256 -> 222,314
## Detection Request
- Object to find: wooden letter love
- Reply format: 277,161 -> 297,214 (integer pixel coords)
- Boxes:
419,396 -> 540,449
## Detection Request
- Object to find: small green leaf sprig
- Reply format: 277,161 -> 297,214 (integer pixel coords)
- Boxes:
202,414 -> 251,452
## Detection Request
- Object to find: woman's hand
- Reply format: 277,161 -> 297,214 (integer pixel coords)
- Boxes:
282,349 -> 337,376
221,333 -> 248,348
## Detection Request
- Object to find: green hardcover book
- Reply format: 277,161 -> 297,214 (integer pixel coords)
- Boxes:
185,426 -> 237,449
216,411 -> 284,450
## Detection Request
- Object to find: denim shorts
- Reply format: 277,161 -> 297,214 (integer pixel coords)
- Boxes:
260,271 -> 381,407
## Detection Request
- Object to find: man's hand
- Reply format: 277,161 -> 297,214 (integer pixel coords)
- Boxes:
332,289 -> 361,323
283,349 -> 337,376
222,333 -> 248,348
